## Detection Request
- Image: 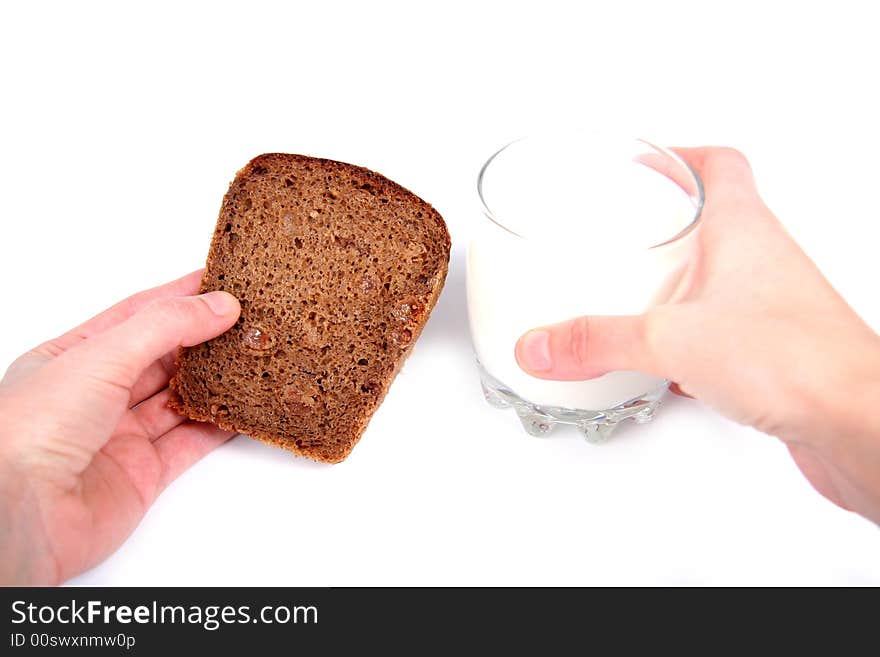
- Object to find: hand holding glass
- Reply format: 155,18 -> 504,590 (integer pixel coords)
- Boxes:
467,134 -> 704,440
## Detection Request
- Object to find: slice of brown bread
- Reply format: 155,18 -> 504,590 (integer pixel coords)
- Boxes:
168,153 -> 450,463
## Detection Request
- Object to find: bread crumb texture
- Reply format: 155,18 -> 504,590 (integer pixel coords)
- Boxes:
169,154 -> 450,463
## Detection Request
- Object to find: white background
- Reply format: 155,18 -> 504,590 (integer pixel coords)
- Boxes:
2,1 -> 879,585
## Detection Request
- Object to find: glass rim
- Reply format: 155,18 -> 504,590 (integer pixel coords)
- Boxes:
476,135 -> 706,249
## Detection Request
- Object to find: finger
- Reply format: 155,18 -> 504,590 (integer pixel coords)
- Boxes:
515,315 -> 661,381
57,291 -> 240,396
669,382 -> 695,399
128,388 -> 188,441
671,146 -> 759,208
33,269 -> 206,358
670,146 -> 782,248
2,270 -> 206,390
26,291 -> 239,459
129,350 -> 177,407
155,422 -> 237,492
633,150 -> 700,198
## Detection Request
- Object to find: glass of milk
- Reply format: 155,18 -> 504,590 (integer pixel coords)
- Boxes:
467,133 -> 704,441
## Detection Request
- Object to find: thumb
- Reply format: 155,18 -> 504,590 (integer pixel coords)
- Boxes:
13,290 -> 240,466
58,291 -> 240,394
515,314 -> 662,381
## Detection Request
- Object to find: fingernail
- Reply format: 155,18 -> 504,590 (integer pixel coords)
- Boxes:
518,329 -> 553,372
200,291 -> 239,316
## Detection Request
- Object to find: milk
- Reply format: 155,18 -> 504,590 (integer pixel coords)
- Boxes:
467,136 -> 700,410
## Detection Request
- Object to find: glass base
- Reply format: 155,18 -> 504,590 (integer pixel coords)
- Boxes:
477,360 -> 667,443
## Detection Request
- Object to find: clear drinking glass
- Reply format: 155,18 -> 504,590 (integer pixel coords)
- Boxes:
467,133 -> 704,441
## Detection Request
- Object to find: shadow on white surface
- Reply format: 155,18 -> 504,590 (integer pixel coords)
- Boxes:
222,432 -> 333,470
418,246 -> 470,353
